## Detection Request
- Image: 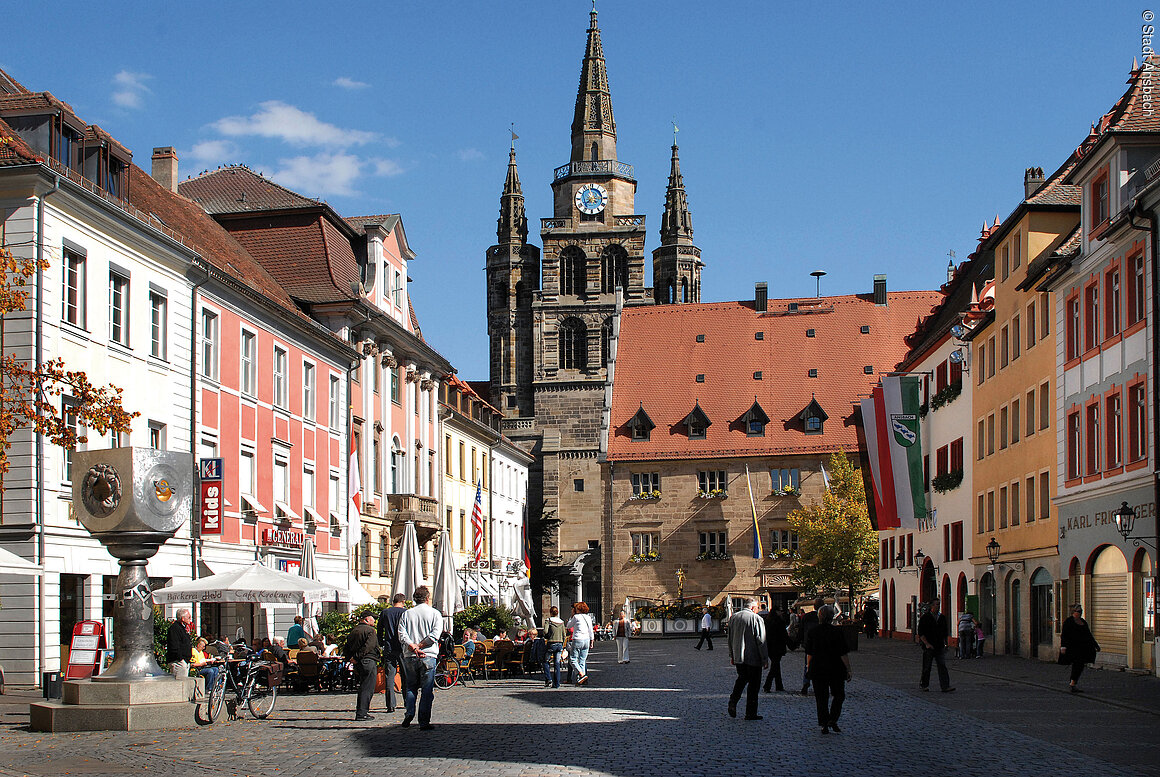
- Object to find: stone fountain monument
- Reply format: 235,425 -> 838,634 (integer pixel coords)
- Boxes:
30,447 -> 194,731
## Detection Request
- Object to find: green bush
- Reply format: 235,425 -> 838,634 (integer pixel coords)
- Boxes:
153,606 -> 171,668
453,603 -> 515,638
320,603 -> 388,648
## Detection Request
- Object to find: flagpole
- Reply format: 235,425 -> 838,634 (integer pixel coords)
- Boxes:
745,464 -> 763,559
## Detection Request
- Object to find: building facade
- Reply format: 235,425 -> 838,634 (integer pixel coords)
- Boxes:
1046,63 -> 1158,670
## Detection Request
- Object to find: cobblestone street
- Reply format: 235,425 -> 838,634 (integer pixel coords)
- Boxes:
1,637 -> 1156,777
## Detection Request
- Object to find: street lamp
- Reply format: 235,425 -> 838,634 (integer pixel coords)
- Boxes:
1114,501 -> 1157,548
985,537 -> 1025,572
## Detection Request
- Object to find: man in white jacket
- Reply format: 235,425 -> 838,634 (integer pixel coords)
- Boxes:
397,586 -> 443,730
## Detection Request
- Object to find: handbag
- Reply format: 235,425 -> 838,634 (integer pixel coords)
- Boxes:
375,666 -> 387,693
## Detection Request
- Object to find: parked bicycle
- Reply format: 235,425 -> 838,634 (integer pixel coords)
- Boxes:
194,639 -> 280,724
433,653 -> 460,690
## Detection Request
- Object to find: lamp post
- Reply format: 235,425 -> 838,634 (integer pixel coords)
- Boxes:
1114,501 -> 1157,548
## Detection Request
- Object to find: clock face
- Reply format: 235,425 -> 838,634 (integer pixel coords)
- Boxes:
575,184 -> 608,215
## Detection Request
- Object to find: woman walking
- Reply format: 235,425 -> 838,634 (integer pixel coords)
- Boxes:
567,602 -> 594,685
1059,604 -> 1100,693
614,607 -> 633,664
804,605 -> 851,734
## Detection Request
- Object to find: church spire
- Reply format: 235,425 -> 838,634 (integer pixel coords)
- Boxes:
497,146 -> 527,244
660,143 -> 693,245
570,6 -> 618,164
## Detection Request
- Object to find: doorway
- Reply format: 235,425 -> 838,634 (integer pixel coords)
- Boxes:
1006,578 -> 1022,655
1030,567 -> 1053,658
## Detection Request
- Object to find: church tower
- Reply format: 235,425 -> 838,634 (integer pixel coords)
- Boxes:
652,142 -> 703,304
487,145 -> 538,416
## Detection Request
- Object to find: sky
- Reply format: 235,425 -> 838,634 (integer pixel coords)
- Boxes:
2,1 -> 1152,380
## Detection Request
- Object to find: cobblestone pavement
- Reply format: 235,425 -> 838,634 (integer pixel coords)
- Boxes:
1,637 -> 1156,777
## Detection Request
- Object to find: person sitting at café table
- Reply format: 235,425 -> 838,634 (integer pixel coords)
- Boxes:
460,629 -> 477,658
321,633 -> 340,657
297,637 -> 316,654
191,637 -> 220,698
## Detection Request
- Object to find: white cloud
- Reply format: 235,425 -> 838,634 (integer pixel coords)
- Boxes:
270,152 -> 364,197
456,148 -> 484,162
372,158 -> 404,177
334,76 -> 370,90
112,70 -> 151,109
212,101 -> 376,148
186,139 -> 238,166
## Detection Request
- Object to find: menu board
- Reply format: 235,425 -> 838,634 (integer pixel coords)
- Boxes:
65,620 -> 106,680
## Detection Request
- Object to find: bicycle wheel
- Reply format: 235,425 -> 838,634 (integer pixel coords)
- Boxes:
208,672 -> 227,722
247,677 -> 277,719
434,656 -> 459,690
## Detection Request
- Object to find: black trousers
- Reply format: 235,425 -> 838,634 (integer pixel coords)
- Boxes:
729,663 -> 762,718
695,629 -> 713,650
811,675 -> 845,726
763,653 -> 784,691
355,657 -> 377,718
1070,661 -> 1085,684
921,646 -> 951,690
381,651 -> 399,710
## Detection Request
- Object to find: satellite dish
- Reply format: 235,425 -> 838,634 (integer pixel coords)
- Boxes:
949,349 -> 965,364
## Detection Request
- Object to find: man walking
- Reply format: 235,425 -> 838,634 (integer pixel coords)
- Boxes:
804,605 -> 852,734
798,597 -> 823,695
377,593 -> 408,713
344,611 -> 380,721
397,585 -> 443,730
726,598 -> 768,721
917,598 -> 954,692
762,606 -> 788,692
694,607 -> 714,650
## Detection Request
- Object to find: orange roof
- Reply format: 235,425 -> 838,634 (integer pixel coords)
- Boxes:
607,291 -> 942,461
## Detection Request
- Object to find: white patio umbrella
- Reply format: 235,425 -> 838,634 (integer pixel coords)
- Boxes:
431,528 -> 461,631
299,538 -> 320,636
153,562 -> 344,605
391,521 -> 424,600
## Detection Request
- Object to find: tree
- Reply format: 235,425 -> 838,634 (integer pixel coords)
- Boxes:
787,452 -> 878,603
0,247 -> 137,479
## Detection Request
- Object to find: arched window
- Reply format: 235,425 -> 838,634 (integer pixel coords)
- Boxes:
681,277 -> 689,303
391,436 -> 403,493
559,318 -> 588,370
560,246 -> 586,297
590,142 -> 598,161
601,318 -> 613,367
600,245 -> 629,294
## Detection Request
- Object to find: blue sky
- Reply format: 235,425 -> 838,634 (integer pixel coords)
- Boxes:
2,1 -> 1149,379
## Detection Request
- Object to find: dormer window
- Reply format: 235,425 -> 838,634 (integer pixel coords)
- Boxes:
625,405 -> 655,442
682,402 -> 712,440
52,117 -> 82,173
798,397 -> 828,435
740,399 -> 770,437
1092,170 -> 1110,227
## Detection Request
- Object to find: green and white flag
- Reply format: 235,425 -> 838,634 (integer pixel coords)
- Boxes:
881,375 -> 926,529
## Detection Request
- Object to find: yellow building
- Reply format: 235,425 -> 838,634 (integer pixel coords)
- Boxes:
964,164 -> 1079,659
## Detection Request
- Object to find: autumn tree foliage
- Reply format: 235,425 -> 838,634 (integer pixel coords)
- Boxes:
0,246 -> 137,478
787,451 -> 879,599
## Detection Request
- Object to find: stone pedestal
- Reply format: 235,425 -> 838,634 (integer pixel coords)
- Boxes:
30,677 -> 195,732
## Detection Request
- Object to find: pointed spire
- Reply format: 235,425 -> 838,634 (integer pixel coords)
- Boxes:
660,143 -> 694,245
570,6 -> 618,163
497,146 -> 527,244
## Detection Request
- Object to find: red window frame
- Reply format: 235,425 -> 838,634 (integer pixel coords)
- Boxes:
1128,251 -> 1146,329
1105,387 -> 1122,472
1128,377 -> 1148,464
1066,408 -> 1082,482
1085,398 -> 1101,477
1091,170 -> 1110,228
1104,259 -> 1121,341
1066,291 -> 1081,362
1083,279 -> 1100,354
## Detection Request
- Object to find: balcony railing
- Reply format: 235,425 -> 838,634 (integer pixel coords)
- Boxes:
553,160 -> 635,181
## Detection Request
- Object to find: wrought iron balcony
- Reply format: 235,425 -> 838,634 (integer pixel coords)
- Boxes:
553,160 -> 635,181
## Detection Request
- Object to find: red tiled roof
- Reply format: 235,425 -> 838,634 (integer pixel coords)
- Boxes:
180,165 -> 320,213
1075,59 -> 1160,162
84,125 -> 131,160
0,68 -> 31,95
345,214 -> 400,233
126,165 -> 308,322
607,291 -> 942,461
226,215 -> 356,304
1025,157 -> 1081,207
0,116 -> 40,165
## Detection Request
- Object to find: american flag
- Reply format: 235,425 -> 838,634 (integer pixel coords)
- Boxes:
471,480 -> 484,563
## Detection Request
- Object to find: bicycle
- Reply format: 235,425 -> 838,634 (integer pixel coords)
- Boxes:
433,653 -> 460,690
195,641 -> 280,724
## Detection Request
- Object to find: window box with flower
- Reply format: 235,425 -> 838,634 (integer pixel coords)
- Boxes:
931,468 -> 964,493
767,548 -> 797,561
629,490 -> 662,501
696,551 -> 730,561
629,550 -> 662,563
777,485 -> 800,497
696,489 -> 727,499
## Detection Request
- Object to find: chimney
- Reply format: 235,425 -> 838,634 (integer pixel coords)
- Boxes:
1024,166 -> 1045,199
754,282 -> 768,312
151,147 -> 178,193
873,274 -> 887,306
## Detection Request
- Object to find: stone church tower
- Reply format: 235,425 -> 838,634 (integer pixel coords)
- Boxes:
486,7 -> 701,616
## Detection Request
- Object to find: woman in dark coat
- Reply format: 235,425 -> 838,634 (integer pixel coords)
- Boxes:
1059,603 -> 1099,693
762,607 -> 788,692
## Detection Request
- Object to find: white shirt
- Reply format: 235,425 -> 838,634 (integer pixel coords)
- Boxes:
567,613 -> 594,643
398,603 -> 443,659
701,613 -> 713,630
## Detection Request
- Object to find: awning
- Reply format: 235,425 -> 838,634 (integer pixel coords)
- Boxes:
0,546 -> 42,576
240,493 -> 268,517
275,501 -> 303,524
345,578 -> 377,605
302,505 -> 324,527
469,572 -> 499,598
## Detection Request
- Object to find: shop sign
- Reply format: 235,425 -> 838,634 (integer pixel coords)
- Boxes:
262,528 -> 304,548
199,457 -> 223,536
